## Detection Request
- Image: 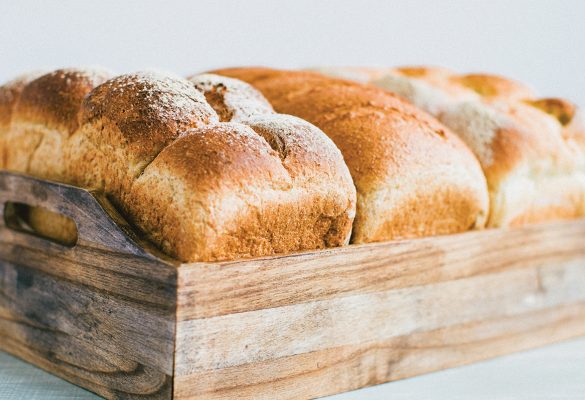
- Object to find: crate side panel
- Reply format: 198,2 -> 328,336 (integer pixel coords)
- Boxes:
177,220 -> 585,320
174,302 -> 585,399
174,220 -> 585,399
0,259 -> 175,400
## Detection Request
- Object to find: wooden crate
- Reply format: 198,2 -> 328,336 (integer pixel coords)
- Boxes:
0,170 -> 584,399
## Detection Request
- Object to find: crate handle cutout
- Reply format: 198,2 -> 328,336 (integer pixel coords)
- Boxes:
4,202 -> 78,247
0,171 -> 157,258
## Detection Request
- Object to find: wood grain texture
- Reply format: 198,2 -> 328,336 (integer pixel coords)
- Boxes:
0,171 -> 177,399
0,171 -> 584,400
0,171 -> 164,258
174,219 -> 585,399
173,302 -> 585,399
175,259 -> 585,374
176,219 -> 585,320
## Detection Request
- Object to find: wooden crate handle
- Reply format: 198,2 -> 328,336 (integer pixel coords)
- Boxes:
0,171 -> 156,258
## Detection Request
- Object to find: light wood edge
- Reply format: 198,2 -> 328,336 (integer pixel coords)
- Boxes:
173,302 -> 585,399
173,258 -> 585,374
176,219 -> 585,320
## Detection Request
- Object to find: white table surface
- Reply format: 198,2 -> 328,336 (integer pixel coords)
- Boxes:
1,337 -> 584,399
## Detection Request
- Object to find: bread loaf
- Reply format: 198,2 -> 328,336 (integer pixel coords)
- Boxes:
0,69 -> 356,261
0,68 -> 112,243
211,67 -> 489,243
317,66 -> 585,226
0,71 -> 47,169
7,68 -> 113,179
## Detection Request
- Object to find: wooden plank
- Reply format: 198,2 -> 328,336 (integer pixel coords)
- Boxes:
0,260 -> 175,372
175,258 -> 585,375
173,302 -> 585,399
0,238 -> 176,306
177,219 -> 585,320
0,172 -> 177,399
0,334 -> 172,399
0,259 -> 175,399
0,171 -> 178,306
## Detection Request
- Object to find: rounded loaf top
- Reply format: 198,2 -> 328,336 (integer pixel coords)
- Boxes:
0,67 -> 357,262
212,67 -> 490,243
13,68 -> 113,132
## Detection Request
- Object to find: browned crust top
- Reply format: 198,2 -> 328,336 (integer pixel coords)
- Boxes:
212,67 -> 482,193
0,68 -> 357,261
212,67 -> 489,242
454,73 -> 535,100
0,71 -> 46,129
80,71 -> 219,159
14,68 -> 113,132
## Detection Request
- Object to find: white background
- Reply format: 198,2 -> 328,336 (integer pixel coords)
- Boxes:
1,0 -> 585,104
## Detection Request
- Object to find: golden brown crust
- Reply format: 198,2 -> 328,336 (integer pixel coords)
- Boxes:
563,106 -> 585,151
1,68 -> 356,262
212,67 -> 489,243
68,71 -> 220,208
128,123 -> 353,260
3,68 -> 113,178
243,114 -> 357,246
15,68 -> 113,132
319,66 -> 585,226
0,69 -> 113,243
396,66 -> 452,78
454,73 -> 535,101
80,72 -> 218,162
26,207 -> 78,246
0,72 -> 47,169
527,98 -> 577,126
187,73 -> 274,121
414,70 -> 584,226
0,74 -> 40,129
308,66 -> 393,83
